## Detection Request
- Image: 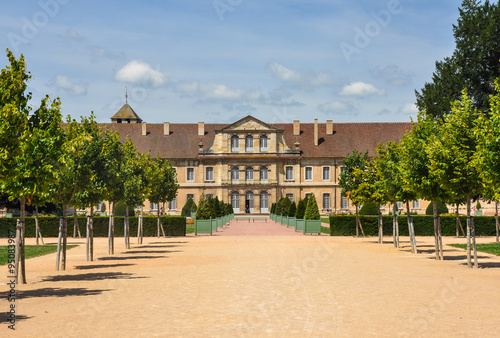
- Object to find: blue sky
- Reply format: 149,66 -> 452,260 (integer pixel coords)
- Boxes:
0,0 -> 461,124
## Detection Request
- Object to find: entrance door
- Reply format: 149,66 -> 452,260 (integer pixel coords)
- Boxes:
245,192 -> 254,213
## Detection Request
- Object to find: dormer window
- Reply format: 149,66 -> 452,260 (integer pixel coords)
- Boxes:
245,135 -> 254,152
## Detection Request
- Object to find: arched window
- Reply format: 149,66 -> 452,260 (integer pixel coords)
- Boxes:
245,191 -> 254,213
259,135 -> 268,152
231,192 -> 240,213
245,135 -> 254,152
231,167 -> 240,182
245,167 -> 254,181
231,135 -> 239,152
260,166 -> 268,182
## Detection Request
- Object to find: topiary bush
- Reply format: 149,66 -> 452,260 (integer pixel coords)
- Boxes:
295,198 -> 307,219
304,193 -> 320,220
280,197 -> 291,216
195,194 -> 213,220
181,198 -> 197,217
359,203 -> 379,215
425,201 -> 449,215
288,201 -> 297,217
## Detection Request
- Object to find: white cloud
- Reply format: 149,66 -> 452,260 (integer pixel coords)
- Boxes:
318,100 -> 354,113
371,65 -> 412,86
115,60 -> 167,87
267,61 -> 335,90
399,103 -> 418,114
340,82 -> 386,97
174,81 -> 264,102
52,75 -> 87,96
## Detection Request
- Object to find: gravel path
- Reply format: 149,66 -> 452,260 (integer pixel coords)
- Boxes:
2,218 -> 500,337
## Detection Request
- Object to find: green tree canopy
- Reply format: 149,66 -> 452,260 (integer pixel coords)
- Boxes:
304,193 -> 320,220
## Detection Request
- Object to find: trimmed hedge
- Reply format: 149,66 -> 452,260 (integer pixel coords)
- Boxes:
0,216 -> 187,238
359,203 -> 379,215
330,215 -> 498,237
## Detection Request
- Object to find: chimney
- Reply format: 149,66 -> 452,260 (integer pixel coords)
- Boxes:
293,120 -> 300,136
142,121 -> 147,136
198,122 -> 205,137
164,122 -> 170,136
326,120 -> 333,135
314,119 -> 318,146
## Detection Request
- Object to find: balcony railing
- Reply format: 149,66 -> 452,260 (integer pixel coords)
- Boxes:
221,178 -> 278,186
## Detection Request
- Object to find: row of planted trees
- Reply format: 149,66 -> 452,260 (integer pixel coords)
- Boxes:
270,193 -> 320,220
339,87 -> 500,269
0,50 -> 179,284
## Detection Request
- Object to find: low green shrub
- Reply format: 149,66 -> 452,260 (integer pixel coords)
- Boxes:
425,201 -> 449,215
0,216 -> 186,237
359,203 -> 379,216
330,215 -> 498,237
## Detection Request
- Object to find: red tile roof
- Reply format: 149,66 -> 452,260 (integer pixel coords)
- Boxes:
99,121 -> 413,159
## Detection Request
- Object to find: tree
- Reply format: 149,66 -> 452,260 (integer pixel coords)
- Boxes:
339,149 -> 369,237
475,80 -> 500,243
400,113 -> 449,259
427,89 -> 482,268
304,193 -> 320,220
416,0 -> 500,118
146,155 -> 179,237
351,159 -> 389,244
0,50 -> 65,282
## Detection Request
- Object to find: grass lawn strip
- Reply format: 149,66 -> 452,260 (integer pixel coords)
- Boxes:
448,243 -> 500,256
0,245 -> 78,265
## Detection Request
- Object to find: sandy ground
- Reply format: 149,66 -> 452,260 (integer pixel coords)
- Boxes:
1,218 -> 500,337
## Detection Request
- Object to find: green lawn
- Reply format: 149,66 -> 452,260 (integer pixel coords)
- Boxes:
186,223 -> 195,234
448,243 -> 500,256
321,226 -> 330,234
0,245 -> 78,265
321,217 -> 330,224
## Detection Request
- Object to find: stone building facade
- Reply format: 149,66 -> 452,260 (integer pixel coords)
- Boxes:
103,109 -> 429,215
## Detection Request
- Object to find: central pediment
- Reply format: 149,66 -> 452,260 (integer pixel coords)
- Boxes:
219,115 -> 280,132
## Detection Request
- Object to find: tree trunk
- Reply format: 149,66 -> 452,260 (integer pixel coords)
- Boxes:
495,202 -> 499,243
456,204 -> 460,238
73,211 -> 81,238
472,215 -> 478,268
137,206 -> 143,244
466,196 -> 472,268
62,205 -> 68,271
56,217 -> 63,271
378,206 -> 383,244
86,215 -> 90,261
35,206 -> 44,245
19,196 -> 27,284
406,201 -> 417,254
355,205 -> 365,237
124,206 -> 129,249
90,206 -> 94,261
438,215 -> 443,260
14,219 -> 21,284
433,200 -> 440,260
355,205 -> 359,237
393,201 -> 399,248
157,204 -> 160,238
108,202 -> 115,255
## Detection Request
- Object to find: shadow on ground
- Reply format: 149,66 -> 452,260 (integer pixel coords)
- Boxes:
41,272 -> 146,282
0,287 -> 111,299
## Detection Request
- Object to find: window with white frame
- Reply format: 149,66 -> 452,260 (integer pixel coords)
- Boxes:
412,199 -> 420,209
341,194 -> 348,209
285,166 -> 293,181
187,194 -> 194,201
231,167 -> 239,181
245,135 -> 254,152
231,135 -> 239,152
286,193 -> 294,202
260,167 -> 268,182
397,201 -> 403,209
206,167 -> 214,181
187,168 -> 194,182
245,167 -> 254,181
323,167 -> 330,181
305,167 -> 312,181
305,193 -> 311,199
169,199 -> 177,210
323,193 -> 331,210
231,192 -> 240,210
260,135 -> 268,152
151,202 -> 158,210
